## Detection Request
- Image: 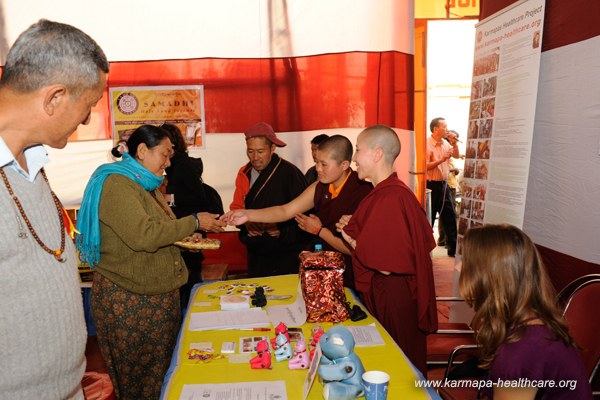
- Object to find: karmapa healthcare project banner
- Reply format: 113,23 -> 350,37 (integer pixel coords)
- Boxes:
458,0 -> 545,246
109,85 -> 205,148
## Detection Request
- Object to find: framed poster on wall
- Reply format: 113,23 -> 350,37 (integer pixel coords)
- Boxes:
109,85 -> 206,148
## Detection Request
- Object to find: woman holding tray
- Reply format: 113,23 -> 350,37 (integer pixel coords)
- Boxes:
76,124 -> 201,399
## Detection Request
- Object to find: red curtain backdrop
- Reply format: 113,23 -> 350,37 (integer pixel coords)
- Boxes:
481,0 -> 600,52
537,245 -> 600,292
101,51 -> 413,135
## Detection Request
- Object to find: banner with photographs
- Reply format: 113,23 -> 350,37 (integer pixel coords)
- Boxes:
458,0 -> 545,251
109,85 -> 205,148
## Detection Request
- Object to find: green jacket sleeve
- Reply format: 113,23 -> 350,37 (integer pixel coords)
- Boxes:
99,174 -> 196,252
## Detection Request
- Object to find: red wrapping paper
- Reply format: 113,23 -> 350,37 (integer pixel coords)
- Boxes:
299,251 -> 349,323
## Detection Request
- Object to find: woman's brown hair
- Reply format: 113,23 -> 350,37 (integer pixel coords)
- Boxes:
459,224 -> 574,369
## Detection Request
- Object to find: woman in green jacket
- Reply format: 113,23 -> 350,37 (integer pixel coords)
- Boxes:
77,125 -> 201,399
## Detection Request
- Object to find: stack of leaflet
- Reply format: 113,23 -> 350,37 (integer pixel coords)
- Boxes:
189,308 -> 271,331
220,295 -> 250,311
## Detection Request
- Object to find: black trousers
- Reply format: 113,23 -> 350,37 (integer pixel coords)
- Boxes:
438,187 -> 457,242
244,234 -> 303,277
427,180 -> 457,256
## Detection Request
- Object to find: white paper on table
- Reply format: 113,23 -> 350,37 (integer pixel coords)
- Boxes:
228,353 -> 253,364
346,324 -> 385,347
303,344 -> 322,400
189,342 -> 212,351
188,308 -> 270,331
179,380 -> 287,400
265,284 -> 306,327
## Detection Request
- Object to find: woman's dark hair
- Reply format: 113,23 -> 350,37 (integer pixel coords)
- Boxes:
111,125 -> 170,158
310,133 -> 329,145
160,123 -> 188,155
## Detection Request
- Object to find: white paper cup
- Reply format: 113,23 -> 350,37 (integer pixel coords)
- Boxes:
362,370 -> 390,400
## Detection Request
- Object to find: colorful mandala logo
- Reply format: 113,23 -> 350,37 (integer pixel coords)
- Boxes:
116,92 -> 139,115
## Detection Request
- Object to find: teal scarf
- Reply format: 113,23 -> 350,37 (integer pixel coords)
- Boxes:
76,153 -> 163,267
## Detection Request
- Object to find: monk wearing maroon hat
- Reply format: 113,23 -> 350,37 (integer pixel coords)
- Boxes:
337,124 -> 438,375
230,122 -> 308,277
222,135 -> 372,288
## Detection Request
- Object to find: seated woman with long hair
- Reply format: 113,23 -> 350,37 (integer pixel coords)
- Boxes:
460,224 -> 592,400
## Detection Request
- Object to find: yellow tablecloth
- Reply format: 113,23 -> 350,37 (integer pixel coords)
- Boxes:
161,274 -> 439,399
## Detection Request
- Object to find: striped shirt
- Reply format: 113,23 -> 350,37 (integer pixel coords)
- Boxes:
426,136 -> 452,181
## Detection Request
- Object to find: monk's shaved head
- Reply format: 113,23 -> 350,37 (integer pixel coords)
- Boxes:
318,134 -> 353,163
360,124 -> 400,165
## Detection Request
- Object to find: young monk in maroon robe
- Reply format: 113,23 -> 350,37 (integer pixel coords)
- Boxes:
337,124 -> 438,376
221,135 -> 372,288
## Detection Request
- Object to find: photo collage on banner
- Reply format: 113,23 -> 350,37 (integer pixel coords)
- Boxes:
458,0 -> 546,254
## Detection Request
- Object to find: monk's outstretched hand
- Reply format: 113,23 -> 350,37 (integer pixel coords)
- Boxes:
220,210 -> 248,226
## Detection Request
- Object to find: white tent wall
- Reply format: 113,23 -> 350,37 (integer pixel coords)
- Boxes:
523,34 -> 600,265
0,0 -> 412,62
1,0 -> 416,210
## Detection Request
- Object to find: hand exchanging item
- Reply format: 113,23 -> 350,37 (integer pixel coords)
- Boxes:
196,212 -> 226,233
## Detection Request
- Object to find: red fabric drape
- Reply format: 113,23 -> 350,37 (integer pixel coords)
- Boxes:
99,51 -> 412,135
481,0 -> 600,52
537,245 -> 600,293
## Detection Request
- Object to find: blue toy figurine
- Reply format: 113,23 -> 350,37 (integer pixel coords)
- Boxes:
274,331 -> 293,362
317,326 -> 365,400
271,321 -> 290,349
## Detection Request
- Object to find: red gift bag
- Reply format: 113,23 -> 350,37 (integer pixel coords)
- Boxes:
299,251 -> 349,323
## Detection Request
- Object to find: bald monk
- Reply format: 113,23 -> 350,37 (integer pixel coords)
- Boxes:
221,135 -> 372,288
336,124 -> 437,375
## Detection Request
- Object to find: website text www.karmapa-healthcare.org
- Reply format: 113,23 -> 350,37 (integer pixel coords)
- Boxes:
415,378 -> 578,391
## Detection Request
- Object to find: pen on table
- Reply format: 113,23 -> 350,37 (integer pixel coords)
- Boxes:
236,328 -> 271,331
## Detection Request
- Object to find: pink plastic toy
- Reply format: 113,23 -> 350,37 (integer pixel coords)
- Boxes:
288,339 -> 309,369
250,339 -> 272,369
309,326 -> 325,360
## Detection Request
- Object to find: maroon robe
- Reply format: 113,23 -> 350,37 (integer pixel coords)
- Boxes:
312,170 -> 372,287
343,173 -> 437,374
